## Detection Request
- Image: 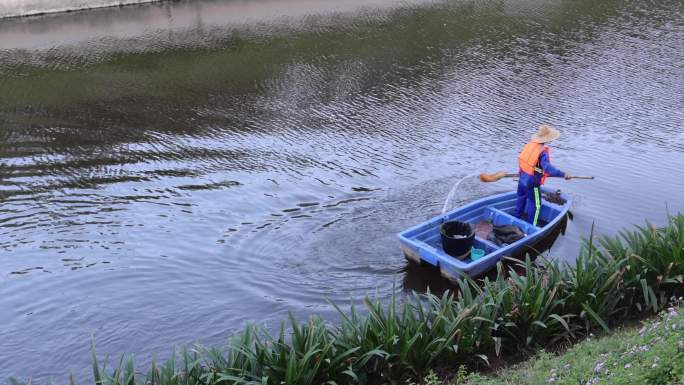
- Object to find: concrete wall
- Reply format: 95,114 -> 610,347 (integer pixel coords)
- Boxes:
0,0 -> 161,19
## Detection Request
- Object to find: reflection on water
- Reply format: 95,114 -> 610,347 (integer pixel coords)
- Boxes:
0,0 -> 432,51
1,0 -> 683,382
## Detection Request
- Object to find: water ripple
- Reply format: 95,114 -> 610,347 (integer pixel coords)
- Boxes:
1,0 -> 684,382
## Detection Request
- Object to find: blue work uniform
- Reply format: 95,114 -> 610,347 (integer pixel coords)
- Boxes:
514,151 -> 565,226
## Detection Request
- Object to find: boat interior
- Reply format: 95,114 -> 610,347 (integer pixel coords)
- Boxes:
404,193 -> 565,264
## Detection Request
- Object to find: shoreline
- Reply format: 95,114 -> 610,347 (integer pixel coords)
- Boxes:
466,305 -> 684,384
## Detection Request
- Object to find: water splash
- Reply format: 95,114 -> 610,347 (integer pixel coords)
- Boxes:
441,173 -> 480,214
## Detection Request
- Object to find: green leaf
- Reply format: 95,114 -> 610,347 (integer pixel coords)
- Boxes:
581,303 -> 609,332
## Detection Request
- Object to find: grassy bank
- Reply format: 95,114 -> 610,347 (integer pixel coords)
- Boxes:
10,214 -> 684,385
465,304 -> 684,384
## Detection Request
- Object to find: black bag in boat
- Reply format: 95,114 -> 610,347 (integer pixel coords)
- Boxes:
440,221 -> 474,260
542,189 -> 566,205
489,224 -> 525,245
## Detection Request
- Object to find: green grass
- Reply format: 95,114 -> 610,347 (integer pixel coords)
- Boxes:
8,214 -> 684,385
465,303 -> 684,385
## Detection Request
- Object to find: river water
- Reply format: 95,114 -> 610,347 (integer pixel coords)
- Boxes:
1,0 -> 683,381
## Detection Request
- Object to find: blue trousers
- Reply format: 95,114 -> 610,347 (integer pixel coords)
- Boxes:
514,181 -> 542,226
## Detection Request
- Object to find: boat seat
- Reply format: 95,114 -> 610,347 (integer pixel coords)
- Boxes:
483,207 -> 539,235
473,235 -> 500,252
419,206 -> 537,245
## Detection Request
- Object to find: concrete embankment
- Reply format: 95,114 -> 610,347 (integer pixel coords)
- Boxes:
0,0 -> 160,18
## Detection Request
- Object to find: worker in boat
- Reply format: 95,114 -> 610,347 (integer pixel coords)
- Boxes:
515,124 -> 571,226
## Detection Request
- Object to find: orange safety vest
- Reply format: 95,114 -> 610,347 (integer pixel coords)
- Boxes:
518,141 -> 551,185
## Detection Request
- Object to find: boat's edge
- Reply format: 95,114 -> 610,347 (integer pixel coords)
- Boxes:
398,187 -> 572,279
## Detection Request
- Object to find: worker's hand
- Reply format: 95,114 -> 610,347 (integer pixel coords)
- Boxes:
564,173 -> 572,180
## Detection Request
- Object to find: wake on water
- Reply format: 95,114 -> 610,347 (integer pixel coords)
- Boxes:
441,173 -> 515,215
441,173 -> 479,214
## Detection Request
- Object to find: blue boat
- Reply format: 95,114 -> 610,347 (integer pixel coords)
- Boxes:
398,187 -> 571,280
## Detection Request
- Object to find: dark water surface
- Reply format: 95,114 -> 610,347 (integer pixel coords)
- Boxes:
1,0 -> 683,381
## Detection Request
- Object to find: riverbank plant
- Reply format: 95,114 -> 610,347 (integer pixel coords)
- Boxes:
465,302 -> 684,384
10,214 -> 684,385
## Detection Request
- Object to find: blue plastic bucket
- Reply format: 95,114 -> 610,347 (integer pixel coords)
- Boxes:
471,248 -> 485,261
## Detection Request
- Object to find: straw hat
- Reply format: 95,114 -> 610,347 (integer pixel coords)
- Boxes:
531,124 -> 561,143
